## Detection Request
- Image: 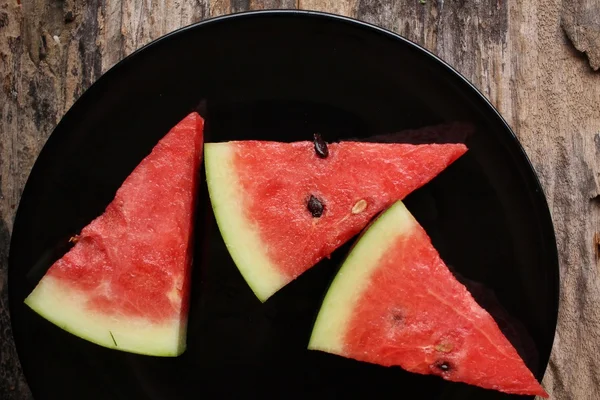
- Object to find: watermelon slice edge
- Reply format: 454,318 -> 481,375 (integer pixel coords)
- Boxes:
24,112 -> 205,356
309,200 -> 549,398
205,140 -> 468,302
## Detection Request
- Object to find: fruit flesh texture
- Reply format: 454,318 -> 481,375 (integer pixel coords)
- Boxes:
205,140 -> 467,301
309,201 -> 548,398
24,112 -> 204,356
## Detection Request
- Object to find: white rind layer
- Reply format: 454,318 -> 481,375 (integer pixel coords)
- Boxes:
308,200 -> 416,354
24,275 -> 186,356
204,142 -> 287,302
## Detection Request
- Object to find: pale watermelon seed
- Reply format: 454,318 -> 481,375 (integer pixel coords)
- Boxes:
352,199 -> 368,214
435,342 -> 454,353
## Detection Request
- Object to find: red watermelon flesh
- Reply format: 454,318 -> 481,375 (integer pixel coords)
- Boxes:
24,112 -> 204,356
308,200 -> 548,398
205,140 -> 467,301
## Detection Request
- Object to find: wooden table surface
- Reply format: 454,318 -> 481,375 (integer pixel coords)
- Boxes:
1,1 -> 599,399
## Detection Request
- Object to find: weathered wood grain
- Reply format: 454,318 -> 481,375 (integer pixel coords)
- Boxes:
561,0 -> 600,70
1,1 -> 599,399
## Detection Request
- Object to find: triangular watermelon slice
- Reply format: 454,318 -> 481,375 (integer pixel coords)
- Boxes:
308,200 -> 548,398
24,112 -> 205,356
205,139 -> 467,301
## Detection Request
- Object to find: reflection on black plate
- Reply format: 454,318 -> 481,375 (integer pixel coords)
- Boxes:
9,10 -> 558,400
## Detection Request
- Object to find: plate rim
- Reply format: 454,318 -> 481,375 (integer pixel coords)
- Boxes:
8,8 -> 560,395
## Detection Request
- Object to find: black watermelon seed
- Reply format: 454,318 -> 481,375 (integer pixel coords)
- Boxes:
391,313 -> 403,323
307,195 -> 324,218
434,360 -> 452,372
313,133 -> 329,158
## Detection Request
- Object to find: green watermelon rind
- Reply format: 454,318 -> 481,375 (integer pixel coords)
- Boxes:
308,200 -> 416,354
204,142 -> 287,302
24,276 -> 187,357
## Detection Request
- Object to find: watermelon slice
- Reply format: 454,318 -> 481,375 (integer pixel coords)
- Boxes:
308,200 -> 548,398
24,112 -> 205,356
205,139 -> 467,301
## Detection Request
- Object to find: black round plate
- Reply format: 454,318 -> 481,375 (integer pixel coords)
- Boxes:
9,10 -> 558,400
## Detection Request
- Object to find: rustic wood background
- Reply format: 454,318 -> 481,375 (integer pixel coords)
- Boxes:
1,1 -> 599,399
